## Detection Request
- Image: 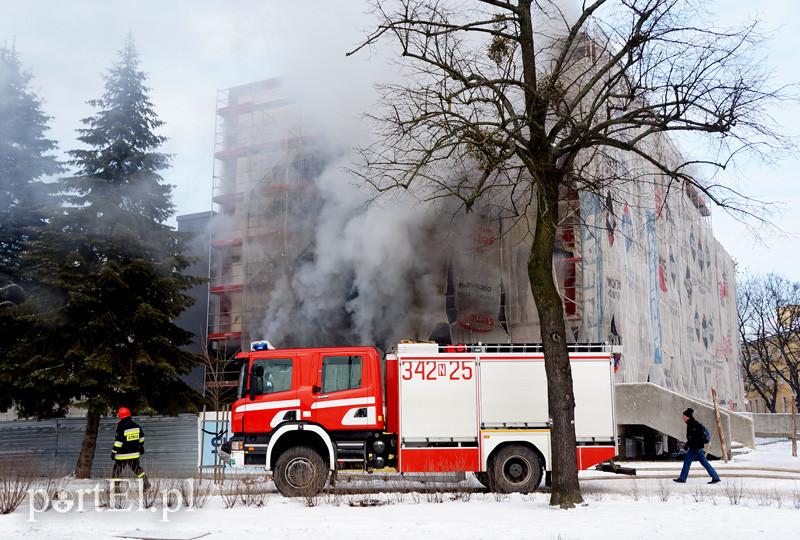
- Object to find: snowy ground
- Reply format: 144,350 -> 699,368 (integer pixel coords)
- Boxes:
3,440 -> 800,540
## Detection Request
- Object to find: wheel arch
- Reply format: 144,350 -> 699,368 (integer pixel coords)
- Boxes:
266,423 -> 335,471
486,440 -> 546,473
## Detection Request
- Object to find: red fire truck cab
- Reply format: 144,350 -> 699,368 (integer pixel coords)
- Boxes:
221,342 -> 618,496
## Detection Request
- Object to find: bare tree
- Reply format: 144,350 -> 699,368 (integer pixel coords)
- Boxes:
196,343 -> 241,482
349,0 -> 789,507
197,341 -> 237,414
764,275 -> 800,411
738,275 -> 783,413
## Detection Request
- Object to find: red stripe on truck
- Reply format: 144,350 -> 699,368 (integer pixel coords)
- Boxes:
399,448 -> 481,473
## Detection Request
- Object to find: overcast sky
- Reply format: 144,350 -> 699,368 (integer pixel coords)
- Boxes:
2,0 -> 799,280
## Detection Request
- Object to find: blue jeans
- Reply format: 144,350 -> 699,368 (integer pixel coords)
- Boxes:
678,448 -> 720,481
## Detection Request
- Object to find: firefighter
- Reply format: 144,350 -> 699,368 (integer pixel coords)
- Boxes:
111,407 -> 150,489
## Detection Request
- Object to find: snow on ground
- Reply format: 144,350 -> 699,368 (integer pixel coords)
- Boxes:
8,492 -> 799,540
2,440 -> 799,540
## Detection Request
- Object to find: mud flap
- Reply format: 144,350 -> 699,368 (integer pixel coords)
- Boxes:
594,460 -> 636,476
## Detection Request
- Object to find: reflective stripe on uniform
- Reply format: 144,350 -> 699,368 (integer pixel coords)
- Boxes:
113,441 -> 123,447
123,428 -> 141,441
113,452 -> 141,460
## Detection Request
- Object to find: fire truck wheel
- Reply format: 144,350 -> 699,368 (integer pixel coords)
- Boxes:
489,445 -> 542,493
273,446 -> 329,497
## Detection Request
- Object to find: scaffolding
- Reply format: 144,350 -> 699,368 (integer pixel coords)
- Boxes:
205,79 -> 324,398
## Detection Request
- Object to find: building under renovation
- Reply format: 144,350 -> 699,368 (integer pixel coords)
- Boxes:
207,79 -> 324,356
207,78 -> 750,455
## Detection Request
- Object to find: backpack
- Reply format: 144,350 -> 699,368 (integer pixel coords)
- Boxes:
702,424 -> 711,444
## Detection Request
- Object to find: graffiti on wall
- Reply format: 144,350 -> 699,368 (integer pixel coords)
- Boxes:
576,179 -> 742,409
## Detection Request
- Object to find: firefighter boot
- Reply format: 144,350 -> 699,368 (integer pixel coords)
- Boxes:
138,473 -> 151,491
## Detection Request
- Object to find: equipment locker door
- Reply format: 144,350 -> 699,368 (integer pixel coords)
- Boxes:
398,356 -> 478,441
398,355 -> 480,472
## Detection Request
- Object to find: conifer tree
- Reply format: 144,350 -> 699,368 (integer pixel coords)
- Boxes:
0,46 -> 61,412
16,39 -> 201,477
0,45 -> 60,288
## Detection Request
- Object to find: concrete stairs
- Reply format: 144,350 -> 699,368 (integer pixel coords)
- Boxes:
730,441 -> 751,457
614,382 -> 755,459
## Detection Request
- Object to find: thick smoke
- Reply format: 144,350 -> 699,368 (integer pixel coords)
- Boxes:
255,1 -> 587,349
258,157 -> 452,349
248,4 -> 455,349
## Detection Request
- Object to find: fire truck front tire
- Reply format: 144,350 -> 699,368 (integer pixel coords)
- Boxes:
273,446 -> 329,497
489,445 -> 542,493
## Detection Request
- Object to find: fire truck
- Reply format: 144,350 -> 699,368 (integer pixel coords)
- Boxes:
220,342 -> 619,496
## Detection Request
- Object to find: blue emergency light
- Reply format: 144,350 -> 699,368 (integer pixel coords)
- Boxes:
250,340 -> 275,351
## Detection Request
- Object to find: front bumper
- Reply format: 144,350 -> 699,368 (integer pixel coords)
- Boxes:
219,448 -> 246,467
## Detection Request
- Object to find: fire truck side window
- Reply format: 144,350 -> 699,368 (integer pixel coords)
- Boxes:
252,358 -> 293,394
321,356 -> 362,393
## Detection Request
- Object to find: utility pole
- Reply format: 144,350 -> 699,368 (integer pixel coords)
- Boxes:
711,387 -> 729,463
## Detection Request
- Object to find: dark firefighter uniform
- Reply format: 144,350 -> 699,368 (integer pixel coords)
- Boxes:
112,408 -> 150,488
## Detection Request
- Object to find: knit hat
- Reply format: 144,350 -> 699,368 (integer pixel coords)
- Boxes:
682,408 -> 694,418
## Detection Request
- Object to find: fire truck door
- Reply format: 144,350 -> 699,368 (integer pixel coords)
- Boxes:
310,353 -> 378,429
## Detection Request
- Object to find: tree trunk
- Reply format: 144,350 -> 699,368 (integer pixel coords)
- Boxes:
528,178 -> 582,508
515,0 -> 580,506
75,407 -> 101,478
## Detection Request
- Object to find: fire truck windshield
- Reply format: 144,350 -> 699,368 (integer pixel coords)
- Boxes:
236,358 -> 294,398
252,358 -> 293,394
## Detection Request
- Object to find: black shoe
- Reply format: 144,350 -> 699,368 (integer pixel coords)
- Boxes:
673,479 -> 686,483
708,478 -> 721,484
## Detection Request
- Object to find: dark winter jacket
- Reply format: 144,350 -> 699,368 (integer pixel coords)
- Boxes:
112,417 -> 145,461
685,417 -> 707,450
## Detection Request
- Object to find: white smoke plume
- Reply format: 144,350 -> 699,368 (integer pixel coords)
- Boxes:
255,1 -> 586,349
258,156 -> 452,349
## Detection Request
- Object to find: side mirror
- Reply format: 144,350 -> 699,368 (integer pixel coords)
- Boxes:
249,366 -> 264,400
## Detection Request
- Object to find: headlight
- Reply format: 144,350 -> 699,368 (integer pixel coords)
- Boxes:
231,440 -> 244,451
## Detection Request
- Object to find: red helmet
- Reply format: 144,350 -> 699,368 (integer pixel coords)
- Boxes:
117,407 -> 131,419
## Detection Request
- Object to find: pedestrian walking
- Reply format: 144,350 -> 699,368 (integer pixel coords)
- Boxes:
673,407 -> 721,484
111,407 -> 150,490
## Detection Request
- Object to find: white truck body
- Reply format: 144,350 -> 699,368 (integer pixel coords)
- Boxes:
393,342 -> 618,473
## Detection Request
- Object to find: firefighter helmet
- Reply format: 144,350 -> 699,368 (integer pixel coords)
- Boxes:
117,407 -> 131,419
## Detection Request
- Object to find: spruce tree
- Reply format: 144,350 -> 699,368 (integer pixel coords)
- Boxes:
0,45 -> 61,285
0,46 -> 61,412
18,39 -> 201,477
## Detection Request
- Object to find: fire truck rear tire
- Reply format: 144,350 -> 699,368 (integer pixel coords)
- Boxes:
489,445 -> 542,493
273,446 -> 329,497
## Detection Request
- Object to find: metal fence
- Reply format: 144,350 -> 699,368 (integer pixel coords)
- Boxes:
0,414 -> 198,477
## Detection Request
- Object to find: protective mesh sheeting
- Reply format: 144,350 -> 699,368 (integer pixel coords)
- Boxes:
576,176 -> 742,409
446,170 -> 742,409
